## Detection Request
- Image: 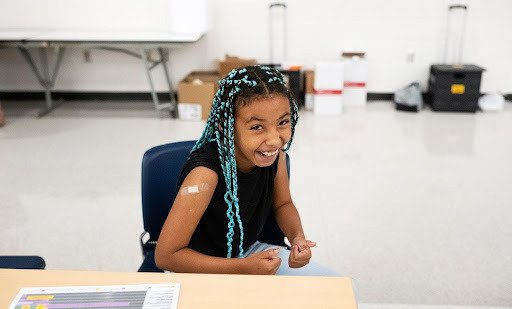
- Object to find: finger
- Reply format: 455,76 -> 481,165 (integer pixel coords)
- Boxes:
289,245 -> 298,263
306,240 -> 317,247
262,248 -> 280,259
293,240 -> 307,251
292,245 -> 300,257
294,247 -> 311,261
271,256 -> 281,267
297,243 -> 310,253
289,260 -> 307,268
293,242 -> 306,252
272,258 -> 281,274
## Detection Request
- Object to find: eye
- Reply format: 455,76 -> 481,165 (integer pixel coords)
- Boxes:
279,119 -> 290,126
250,125 -> 263,130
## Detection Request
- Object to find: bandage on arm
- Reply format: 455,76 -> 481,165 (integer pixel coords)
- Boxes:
180,183 -> 209,195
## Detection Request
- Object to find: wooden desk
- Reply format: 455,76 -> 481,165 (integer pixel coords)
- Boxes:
0,269 -> 357,309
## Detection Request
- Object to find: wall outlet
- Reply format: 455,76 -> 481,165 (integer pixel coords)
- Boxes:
83,50 -> 91,63
406,50 -> 415,63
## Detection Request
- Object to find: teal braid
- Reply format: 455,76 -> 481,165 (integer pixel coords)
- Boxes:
191,65 -> 299,258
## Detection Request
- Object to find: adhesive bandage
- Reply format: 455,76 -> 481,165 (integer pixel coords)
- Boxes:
180,183 -> 209,195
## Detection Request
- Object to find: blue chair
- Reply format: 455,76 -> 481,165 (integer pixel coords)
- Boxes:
0,256 -> 46,269
138,140 -> 290,272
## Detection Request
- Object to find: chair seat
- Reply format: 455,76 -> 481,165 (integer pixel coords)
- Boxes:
0,256 -> 46,269
138,251 -> 163,273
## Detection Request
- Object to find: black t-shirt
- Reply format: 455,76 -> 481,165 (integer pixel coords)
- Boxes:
177,141 -> 279,257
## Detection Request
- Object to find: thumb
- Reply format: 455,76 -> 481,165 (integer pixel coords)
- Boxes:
307,240 -> 317,247
262,248 -> 280,258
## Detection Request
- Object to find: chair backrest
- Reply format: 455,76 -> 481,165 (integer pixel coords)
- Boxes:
142,140 -> 197,243
0,256 -> 46,269
141,141 -> 289,249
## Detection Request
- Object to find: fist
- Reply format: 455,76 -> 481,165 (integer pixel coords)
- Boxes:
245,248 -> 282,275
289,238 -> 316,268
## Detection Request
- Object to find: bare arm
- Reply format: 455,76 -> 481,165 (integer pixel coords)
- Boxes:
273,151 -> 316,268
272,151 -> 305,242
155,167 -> 246,273
155,166 -> 280,274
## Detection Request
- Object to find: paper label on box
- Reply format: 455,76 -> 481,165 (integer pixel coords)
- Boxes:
451,84 -> 465,94
178,103 -> 202,121
305,94 -> 314,110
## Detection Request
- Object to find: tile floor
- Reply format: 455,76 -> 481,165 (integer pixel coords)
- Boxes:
1,100 -> 511,308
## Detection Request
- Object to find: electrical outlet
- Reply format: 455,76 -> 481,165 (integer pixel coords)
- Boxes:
83,50 -> 91,63
406,50 -> 415,63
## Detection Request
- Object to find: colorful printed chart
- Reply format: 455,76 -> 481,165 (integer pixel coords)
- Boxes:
9,284 -> 180,309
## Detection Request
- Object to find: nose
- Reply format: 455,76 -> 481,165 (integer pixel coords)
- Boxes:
265,128 -> 281,148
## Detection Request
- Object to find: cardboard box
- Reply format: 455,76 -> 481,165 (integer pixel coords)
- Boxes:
304,70 -> 315,94
216,55 -> 257,79
178,71 -> 219,121
304,70 -> 315,110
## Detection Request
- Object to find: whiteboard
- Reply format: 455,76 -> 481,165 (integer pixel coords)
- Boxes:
0,0 -> 211,35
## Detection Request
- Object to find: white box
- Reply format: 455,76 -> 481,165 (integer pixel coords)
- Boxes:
314,62 -> 344,90
178,103 -> 202,121
343,87 -> 367,107
314,95 -> 343,115
313,62 -> 344,115
343,56 -> 368,106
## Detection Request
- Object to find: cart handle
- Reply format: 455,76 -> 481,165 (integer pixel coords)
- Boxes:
449,5 -> 467,10
270,3 -> 287,9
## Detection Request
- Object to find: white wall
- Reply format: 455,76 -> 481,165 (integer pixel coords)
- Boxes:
0,0 -> 510,93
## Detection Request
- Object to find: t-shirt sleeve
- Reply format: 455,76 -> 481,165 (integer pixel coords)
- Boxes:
177,143 -> 222,191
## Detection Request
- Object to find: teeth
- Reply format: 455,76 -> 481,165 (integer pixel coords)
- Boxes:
262,150 -> 278,156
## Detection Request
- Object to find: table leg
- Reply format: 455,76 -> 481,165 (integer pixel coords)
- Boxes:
18,46 -> 65,117
140,48 -> 172,116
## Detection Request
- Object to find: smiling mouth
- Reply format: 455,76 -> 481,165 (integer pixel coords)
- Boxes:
259,149 -> 279,156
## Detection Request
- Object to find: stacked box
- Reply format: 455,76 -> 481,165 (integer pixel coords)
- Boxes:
314,62 -> 344,115
304,70 -> 315,110
343,56 -> 368,106
215,55 -> 257,79
178,71 -> 219,121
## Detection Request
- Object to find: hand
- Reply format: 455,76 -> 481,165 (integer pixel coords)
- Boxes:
289,237 -> 316,268
244,248 -> 282,275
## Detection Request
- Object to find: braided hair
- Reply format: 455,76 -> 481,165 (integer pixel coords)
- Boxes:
192,65 -> 299,258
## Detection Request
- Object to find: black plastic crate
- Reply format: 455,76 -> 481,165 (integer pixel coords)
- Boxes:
430,92 -> 479,112
428,64 -> 484,112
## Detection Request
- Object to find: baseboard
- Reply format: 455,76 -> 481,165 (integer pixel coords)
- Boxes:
0,91 -> 174,101
0,91 -> 393,102
367,93 -> 394,101
1,91 -> 510,103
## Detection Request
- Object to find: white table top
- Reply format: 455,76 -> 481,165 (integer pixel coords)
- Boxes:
0,29 -> 204,43
0,30 -> 46,41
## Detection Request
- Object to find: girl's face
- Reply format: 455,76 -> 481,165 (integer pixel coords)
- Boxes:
233,94 -> 292,173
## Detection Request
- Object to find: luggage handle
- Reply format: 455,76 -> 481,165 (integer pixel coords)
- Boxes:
443,4 -> 468,64
449,5 -> 467,10
270,3 -> 287,9
269,2 -> 288,64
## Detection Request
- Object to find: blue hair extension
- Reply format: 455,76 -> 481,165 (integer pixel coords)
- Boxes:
192,65 -> 299,258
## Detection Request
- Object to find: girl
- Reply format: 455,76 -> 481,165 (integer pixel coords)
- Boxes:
155,65 -> 338,276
